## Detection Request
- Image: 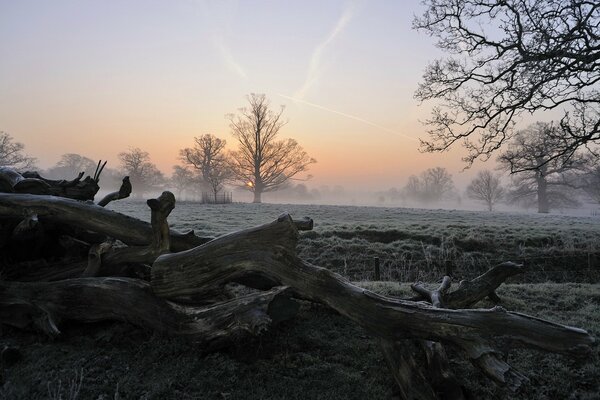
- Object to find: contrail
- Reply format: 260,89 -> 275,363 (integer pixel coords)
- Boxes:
295,4 -> 355,99
278,94 -> 418,142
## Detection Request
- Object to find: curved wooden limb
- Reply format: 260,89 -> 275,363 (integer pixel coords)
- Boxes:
411,276 -> 452,308
410,262 -> 524,309
97,176 -> 132,207
0,278 -> 297,349
151,214 -> 594,391
0,193 -> 211,251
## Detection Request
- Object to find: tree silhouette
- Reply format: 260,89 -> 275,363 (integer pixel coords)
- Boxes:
415,1 -> 600,167
118,148 -> 164,197
403,167 -> 455,204
498,122 -> 585,213
46,153 -> 97,179
170,165 -> 197,200
228,94 -> 316,203
179,134 -> 231,201
466,170 -> 505,211
0,132 -> 36,170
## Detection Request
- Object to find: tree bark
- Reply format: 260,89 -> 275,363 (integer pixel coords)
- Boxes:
537,174 -> 549,213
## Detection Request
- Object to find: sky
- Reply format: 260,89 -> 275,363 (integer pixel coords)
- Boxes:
1,0 -> 487,191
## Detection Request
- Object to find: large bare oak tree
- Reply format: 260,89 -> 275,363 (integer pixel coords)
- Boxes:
227,94 -> 316,203
414,0 -> 600,166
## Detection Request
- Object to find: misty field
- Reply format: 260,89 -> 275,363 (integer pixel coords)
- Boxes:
110,200 -> 600,283
2,201 -> 599,399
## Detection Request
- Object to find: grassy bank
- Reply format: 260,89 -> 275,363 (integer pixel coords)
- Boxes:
2,283 -> 598,399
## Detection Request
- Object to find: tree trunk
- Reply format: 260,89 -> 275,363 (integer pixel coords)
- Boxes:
537,174 -> 549,213
253,190 -> 262,203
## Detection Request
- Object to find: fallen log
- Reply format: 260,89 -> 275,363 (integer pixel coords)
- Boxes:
0,193 -> 211,252
151,213 -> 594,389
0,278 -> 298,350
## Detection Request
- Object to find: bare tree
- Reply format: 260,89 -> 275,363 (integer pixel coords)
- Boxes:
0,132 -> 36,170
46,153 -> 97,179
498,122 -> 586,213
118,148 -> 164,197
179,134 -> 231,201
403,167 -> 455,204
466,170 -> 505,211
414,1 -> 600,167
170,166 -> 197,200
228,94 -> 316,203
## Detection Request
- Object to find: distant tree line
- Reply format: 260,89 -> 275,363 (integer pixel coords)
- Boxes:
379,121 -> 600,213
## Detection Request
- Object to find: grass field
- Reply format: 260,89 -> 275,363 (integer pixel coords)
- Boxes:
110,201 -> 600,282
2,202 -> 599,399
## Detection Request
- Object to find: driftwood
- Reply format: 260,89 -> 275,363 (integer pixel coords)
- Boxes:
151,214 -> 594,390
0,278 -> 298,350
97,176 -> 132,207
0,193 -> 211,252
0,167 -> 104,201
0,189 -> 595,398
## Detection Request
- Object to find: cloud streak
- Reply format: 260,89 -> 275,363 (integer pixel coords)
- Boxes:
214,36 -> 247,79
279,94 -> 418,142
294,3 -> 355,99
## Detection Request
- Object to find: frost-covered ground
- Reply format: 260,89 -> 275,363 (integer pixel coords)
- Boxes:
107,201 -> 600,282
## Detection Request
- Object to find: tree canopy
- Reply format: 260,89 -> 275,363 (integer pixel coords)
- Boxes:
414,0 -> 600,167
228,94 -> 316,203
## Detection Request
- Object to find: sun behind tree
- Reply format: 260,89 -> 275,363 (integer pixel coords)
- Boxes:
227,94 -> 316,203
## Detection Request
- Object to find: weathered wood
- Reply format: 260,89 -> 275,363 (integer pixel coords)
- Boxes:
0,278 -> 297,349
98,191 -> 176,272
293,217 -> 314,231
20,171 -> 100,201
398,276 -> 467,399
0,167 -> 50,194
379,339 -> 438,400
151,214 -> 594,387
11,212 -> 40,241
97,176 -> 132,207
81,242 -> 113,277
0,193 -> 210,252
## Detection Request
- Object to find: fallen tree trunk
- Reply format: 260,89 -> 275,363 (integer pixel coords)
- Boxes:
0,189 -> 595,397
0,278 -> 298,350
151,214 -> 594,388
0,193 -> 211,252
